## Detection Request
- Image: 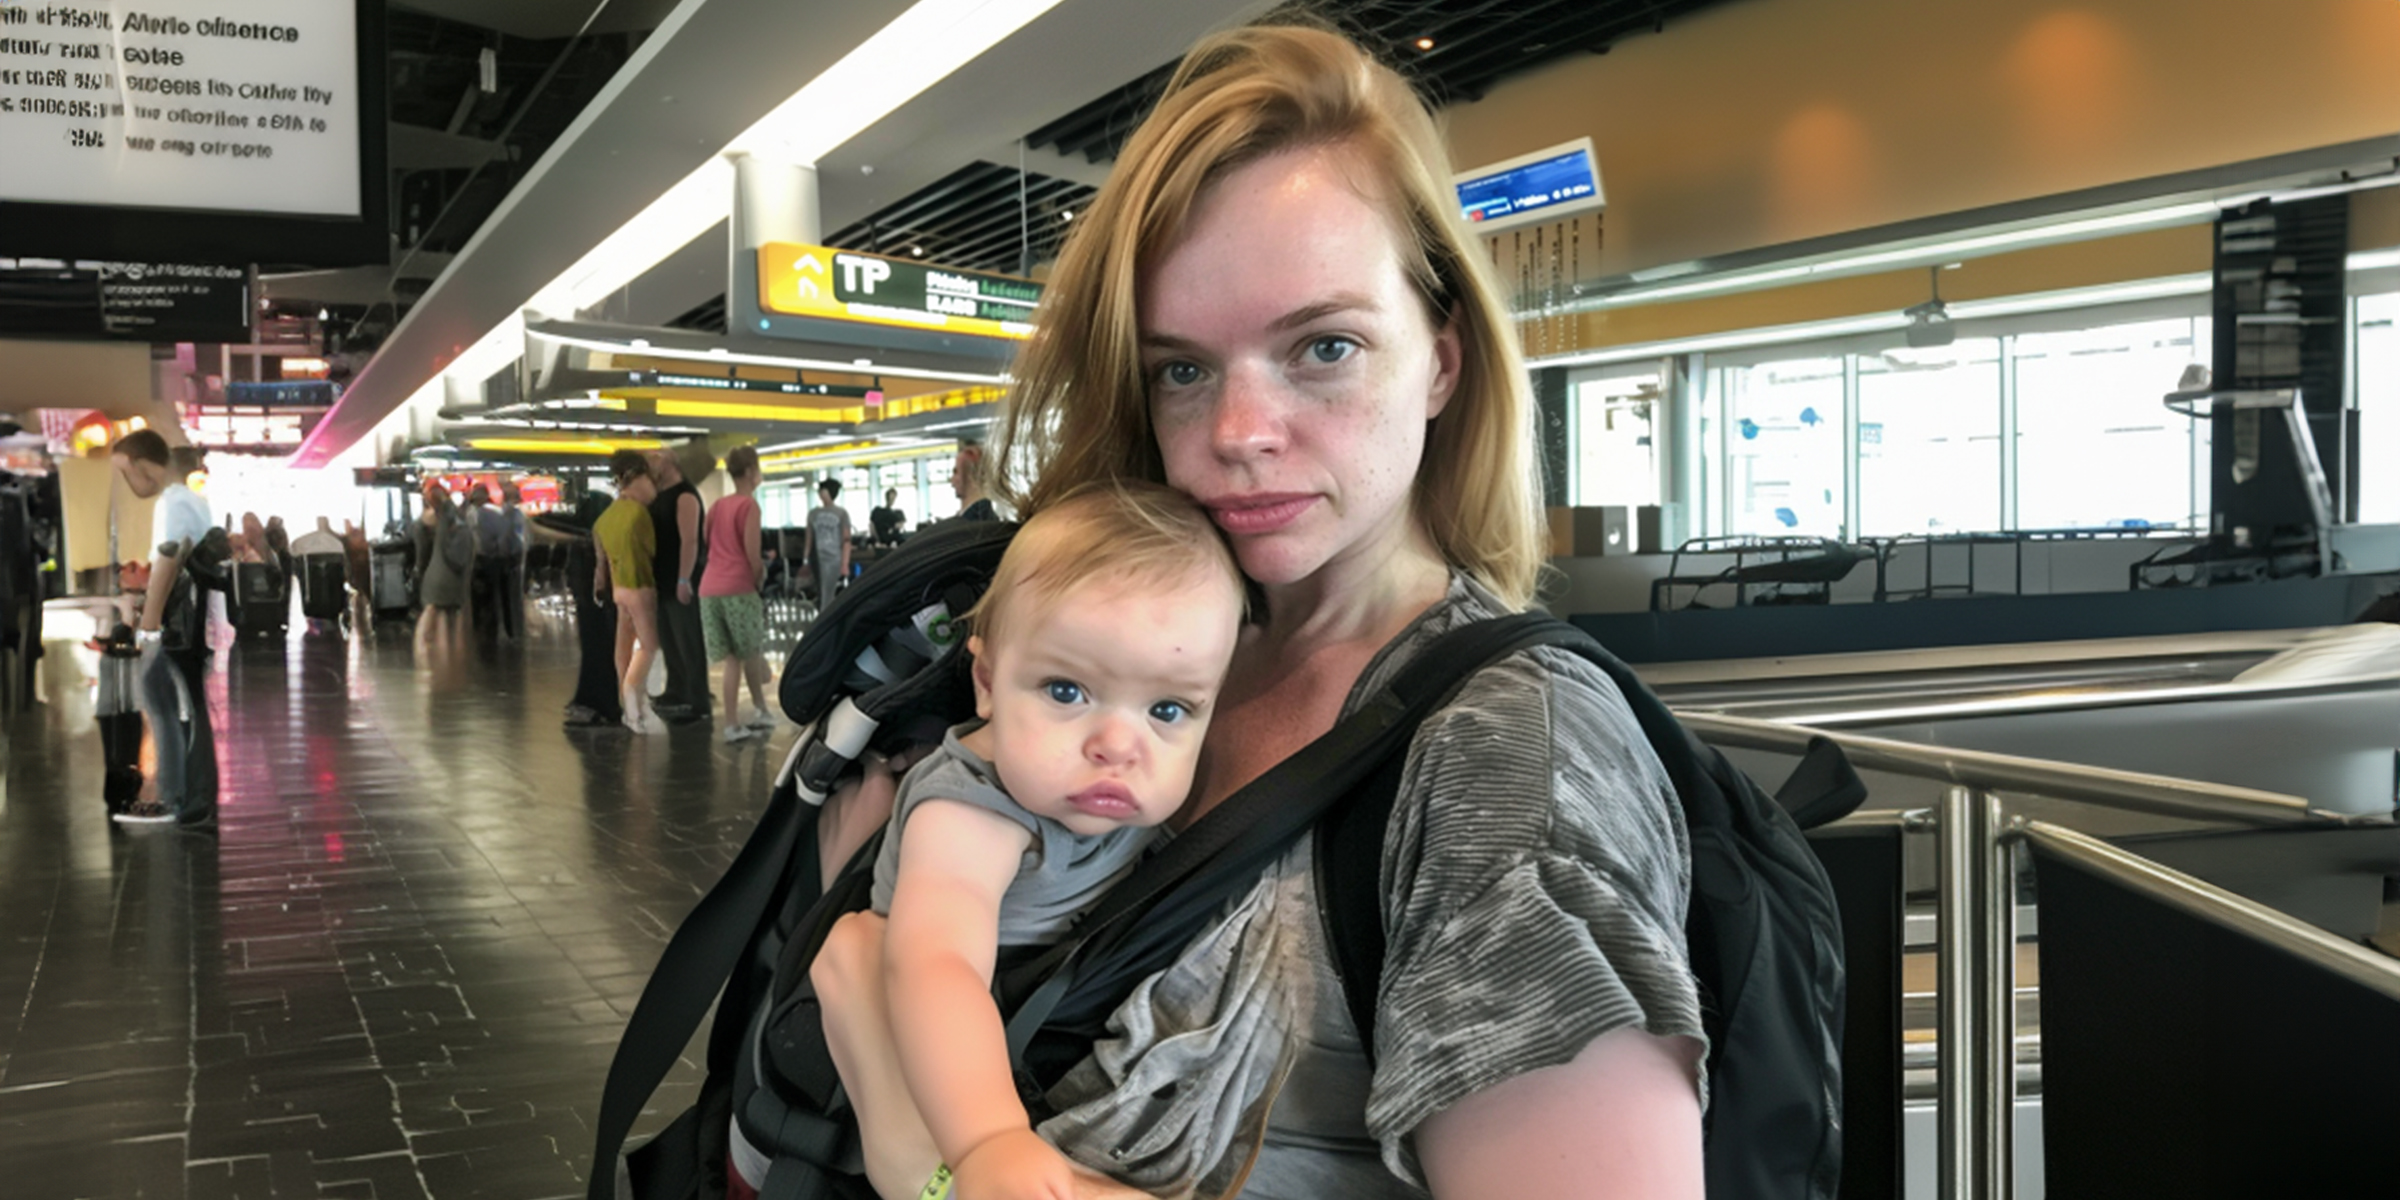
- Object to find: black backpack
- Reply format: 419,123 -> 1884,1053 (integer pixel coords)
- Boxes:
589,525 -> 1862,1200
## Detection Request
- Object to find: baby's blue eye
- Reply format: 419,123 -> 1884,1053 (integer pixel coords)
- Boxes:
1045,680 -> 1086,705
1159,361 -> 1203,387
1149,700 -> 1189,724
1307,336 -> 1356,364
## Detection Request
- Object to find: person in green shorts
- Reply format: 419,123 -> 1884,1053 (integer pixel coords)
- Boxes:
595,450 -> 664,734
698,444 -> 778,744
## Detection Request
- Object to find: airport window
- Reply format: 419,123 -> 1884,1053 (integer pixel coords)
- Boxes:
1570,368 -> 1663,507
840,466 -> 873,533
1715,355 -> 1846,538
925,450 -> 960,521
2356,292 -> 2400,524
2012,317 -> 2210,531
1684,310 -> 2214,544
1855,339 -> 2002,536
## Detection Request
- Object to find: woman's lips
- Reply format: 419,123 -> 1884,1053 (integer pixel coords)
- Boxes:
1206,494 -> 1315,536
1068,782 -> 1138,818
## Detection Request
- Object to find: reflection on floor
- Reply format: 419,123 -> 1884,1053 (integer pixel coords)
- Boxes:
0,608 -> 799,1200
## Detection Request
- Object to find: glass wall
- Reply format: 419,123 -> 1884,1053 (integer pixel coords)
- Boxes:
1856,339 -> 2001,536
1715,355 -> 1846,537
1573,283 -> 2400,545
2357,292 -> 2400,524
1570,368 -> 1662,507
1683,308 -> 2214,541
2012,317 -> 2209,531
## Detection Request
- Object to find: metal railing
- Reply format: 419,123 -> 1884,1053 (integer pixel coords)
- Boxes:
1677,708 -> 2400,1200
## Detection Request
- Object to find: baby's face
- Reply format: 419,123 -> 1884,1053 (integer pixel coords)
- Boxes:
970,572 -> 1242,836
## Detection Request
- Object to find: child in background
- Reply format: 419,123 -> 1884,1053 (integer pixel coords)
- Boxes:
804,480 -> 1246,1200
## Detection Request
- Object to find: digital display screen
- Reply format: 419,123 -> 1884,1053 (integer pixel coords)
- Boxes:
0,0 -> 361,217
1456,142 -> 1603,232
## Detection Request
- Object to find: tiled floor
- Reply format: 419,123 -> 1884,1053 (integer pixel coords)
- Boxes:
1,607 -> 794,1199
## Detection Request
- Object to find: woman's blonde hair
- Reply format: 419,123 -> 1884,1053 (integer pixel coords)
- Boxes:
988,22 -> 1544,607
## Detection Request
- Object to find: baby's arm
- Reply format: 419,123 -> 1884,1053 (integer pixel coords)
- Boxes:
885,799 -> 1077,1200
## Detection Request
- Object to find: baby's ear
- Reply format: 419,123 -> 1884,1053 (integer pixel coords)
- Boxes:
967,635 -> 994,718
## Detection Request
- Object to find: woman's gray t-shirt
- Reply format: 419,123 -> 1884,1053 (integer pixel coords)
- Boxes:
870,723 -> 1159,947
1033,575 -> 1704,1197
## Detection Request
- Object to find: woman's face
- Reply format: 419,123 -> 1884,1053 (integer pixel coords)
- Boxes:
1139,145 -> 1460,590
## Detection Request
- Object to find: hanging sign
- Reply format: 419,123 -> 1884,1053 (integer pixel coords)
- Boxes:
757,242 -> 1039,342
1455,137 -> 1604,233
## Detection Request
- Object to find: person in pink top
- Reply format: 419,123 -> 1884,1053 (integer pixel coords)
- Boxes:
699,445 -> 778,744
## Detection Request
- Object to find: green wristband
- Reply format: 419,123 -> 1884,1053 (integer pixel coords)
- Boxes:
918,1163 -> 954,1200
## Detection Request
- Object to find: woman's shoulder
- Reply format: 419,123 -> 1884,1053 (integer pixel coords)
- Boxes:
1374,574 -> 1685,888
1350,573 -> 1636,733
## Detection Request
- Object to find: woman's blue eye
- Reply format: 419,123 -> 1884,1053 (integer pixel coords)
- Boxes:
1045,680 -> 1086,705
1307,336 -> 1356,364
1149,700 -> 1189,724
1159,361 -> 1204,387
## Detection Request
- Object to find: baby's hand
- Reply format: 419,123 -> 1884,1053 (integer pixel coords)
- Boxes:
952,1128 -> 1076,1200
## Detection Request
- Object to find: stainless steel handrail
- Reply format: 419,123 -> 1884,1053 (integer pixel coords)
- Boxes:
2015,821 -> 2400,1001
1678,710 -> 2341,826
1681,708 -> 2397,1199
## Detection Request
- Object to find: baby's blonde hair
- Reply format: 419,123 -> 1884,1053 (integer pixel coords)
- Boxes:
964,479 -> 1243,649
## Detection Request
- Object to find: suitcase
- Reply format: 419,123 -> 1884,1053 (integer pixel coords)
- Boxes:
94,632 -> 145,814
298,553 -> 348,621
233,561 -> 289,640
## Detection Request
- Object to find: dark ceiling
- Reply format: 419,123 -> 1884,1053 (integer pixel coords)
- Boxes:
340,0 -> 1745,345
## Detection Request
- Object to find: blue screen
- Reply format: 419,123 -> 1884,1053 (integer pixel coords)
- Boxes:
1457,149 -> 1598,226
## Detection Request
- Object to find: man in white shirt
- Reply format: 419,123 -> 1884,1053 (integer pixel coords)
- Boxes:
110,430 -> 218,827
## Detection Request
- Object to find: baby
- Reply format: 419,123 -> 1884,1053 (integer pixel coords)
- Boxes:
806,479 -> 1246,1200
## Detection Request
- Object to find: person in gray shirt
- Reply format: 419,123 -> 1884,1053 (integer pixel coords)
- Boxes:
815,23 -> 1704,1200
806,478 -> 853,606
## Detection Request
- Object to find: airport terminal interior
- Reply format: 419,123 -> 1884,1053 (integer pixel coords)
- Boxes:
4,0 -> 2400,1197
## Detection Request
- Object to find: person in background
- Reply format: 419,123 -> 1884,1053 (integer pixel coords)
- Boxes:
500,482 -> 530,639
548,489 -> 625,729
340,520 -> 373,628
950,440 -> 996,522
264,515 -> 292,577
108,429 -> 219,827
699,445 -> 778,744
597,451 -> 664,734
236,512 -> 271,564
803,477 -> 852,610
468,484 -> 516,641
870,486 -> 906,545
646,447 -> 711,724
290,517 -> 348,637
416,482 -> 472,646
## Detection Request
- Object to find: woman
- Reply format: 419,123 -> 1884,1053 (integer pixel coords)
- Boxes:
416,483 -> 472,645
699,445 -> 778,742
818,23 -> 1703,1200
595,450 -> 665,734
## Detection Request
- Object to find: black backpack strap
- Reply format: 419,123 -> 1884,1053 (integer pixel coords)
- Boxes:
1313,613 -> 1605,1065
589,776 -> 811,1200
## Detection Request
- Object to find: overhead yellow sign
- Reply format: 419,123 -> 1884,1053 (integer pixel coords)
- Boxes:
757,242 -> 1040,341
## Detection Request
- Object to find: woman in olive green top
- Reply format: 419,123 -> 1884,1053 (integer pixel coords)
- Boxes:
595,449 -> 664,733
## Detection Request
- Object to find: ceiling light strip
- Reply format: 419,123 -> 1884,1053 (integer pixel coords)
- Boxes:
540,331 -> 1008,386
1531,273 -> 2213,369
